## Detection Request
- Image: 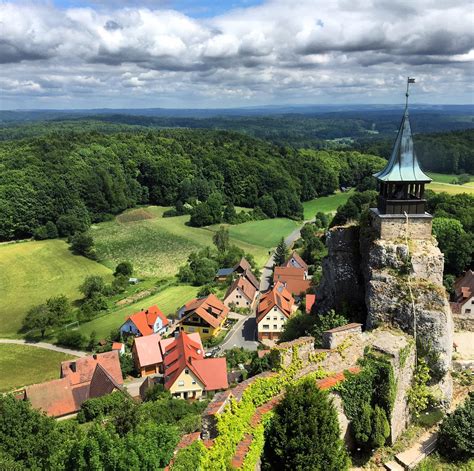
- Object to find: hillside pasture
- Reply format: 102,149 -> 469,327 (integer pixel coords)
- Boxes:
0,240 -> 112,338
427,172 -> 474,195
92,206 -> 272,277
77,284 -> 199,339
302,191 -> 353,220
0,344 -> 74,392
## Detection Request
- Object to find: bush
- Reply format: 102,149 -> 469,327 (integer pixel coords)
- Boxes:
120,354 -> 137,377
80,275 -> 106,299
77,392 -> 131,423
114,261 -> 133,278
438,392 -> 473,461
69,231 -> 96,259
56,330 -> 86,349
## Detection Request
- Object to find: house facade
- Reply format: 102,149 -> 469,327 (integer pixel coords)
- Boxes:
256,282 -> 295,341
224,275 -> 258,310
273,266 -> 311,298
132,333 -> 163,377
450,270 -> 474,326
120,305 -> 169,337
284,251 -> 308,271
177,294 -> 229,340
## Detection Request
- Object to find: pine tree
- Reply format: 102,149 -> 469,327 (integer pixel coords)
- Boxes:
274,237 -> 289,266
262,378 -> 350,471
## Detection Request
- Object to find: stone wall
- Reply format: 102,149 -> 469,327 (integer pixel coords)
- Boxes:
322,323 -> 363,349
370,209 -> 433,241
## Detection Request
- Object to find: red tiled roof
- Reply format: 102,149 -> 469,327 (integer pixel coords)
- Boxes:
305,294 -> 316,314
284,251 -> 308,271
233,257 -> 251,273
316,367 -> 360,390
111,342 -> 123,351
124,305 -> 168,336
88,364 -> 123,398
225,275 -> 257,304
454,270 -> 474,305
133,333 -> 163,368
192,358 -> 229,390
181,294 -> 229,329
273,266 -> 311,296
257,282 -> 294,323
61,351 -> 123,386
242,269 -> 259,290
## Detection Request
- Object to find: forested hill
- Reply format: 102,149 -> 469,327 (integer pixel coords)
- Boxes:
0,128 -> 384,241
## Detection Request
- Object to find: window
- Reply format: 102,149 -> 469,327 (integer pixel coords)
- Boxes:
246,301 -> 249,305
192,380 -> 197,385
262,324 -> 269,329
203,328 -> 209,333
466,309 -> 471,314
178,381 -> 184,387
273,307 -> 277,311
273,325 -> 278,330
281,317 -> 285,321
185,369 -> 189,374
266,316 -> 271,320
273,317 -> 277,320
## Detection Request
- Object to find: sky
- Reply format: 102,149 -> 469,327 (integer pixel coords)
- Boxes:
1,0 -> 473,109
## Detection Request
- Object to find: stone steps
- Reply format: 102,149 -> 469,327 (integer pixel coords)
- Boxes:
384,460 -> 405,471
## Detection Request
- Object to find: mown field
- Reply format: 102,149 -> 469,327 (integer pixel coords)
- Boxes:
0,344 -> 74,392
92,206 -> 274,278
302,191 -> 353,220
0,240 -> 112,338
77,284 -> 199,339
427,172 -> 474,195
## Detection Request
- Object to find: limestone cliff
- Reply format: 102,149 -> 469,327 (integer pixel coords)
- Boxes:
316,218 -> 453,401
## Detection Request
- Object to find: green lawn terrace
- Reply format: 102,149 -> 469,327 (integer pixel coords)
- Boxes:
0,344 -> 74,393
0,239 -> 112,338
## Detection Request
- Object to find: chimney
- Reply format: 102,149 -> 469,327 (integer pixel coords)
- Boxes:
93,354 -> 97,360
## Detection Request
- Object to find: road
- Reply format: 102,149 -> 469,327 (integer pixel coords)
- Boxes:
0,338 -> 87,357
220,313 -> 259,351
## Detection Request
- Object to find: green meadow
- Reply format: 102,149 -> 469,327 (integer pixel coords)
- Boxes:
77,284 -> 199,339
0,240 -> 112,338
0,344 -> 74,392
427,172 -> 474,195
302,191 -> 353,220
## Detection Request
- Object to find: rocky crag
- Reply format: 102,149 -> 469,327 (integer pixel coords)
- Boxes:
317,213 -> 453,404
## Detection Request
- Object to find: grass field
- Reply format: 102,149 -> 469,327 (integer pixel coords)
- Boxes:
427,172 -> 474,195
78,284 -> 199,339
302,191 -> 353,220
0,240 -> 112,338
0,344 -> 74,392
213,218 -> 300,248
92,206 -> 275,277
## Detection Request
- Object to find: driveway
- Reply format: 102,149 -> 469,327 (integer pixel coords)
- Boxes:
220,314 -> 259,351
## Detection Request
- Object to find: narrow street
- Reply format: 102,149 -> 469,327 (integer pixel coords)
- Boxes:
220,313 -> 259,351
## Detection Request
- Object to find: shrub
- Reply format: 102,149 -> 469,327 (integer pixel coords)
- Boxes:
114,261 -> 133,278
77,391 -> 131,423
79,275 -> 106,299
56,330 -> 86,349
69,231 -> 96,259
438,392 -> 473,461
371,405 -> 390,447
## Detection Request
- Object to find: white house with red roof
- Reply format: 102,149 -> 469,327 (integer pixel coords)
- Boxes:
120,305 -> 169,337
450,270 -> 474,320
224,275 -> 258,309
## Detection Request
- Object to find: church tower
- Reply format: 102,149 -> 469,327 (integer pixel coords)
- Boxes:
371,78 -> 433,240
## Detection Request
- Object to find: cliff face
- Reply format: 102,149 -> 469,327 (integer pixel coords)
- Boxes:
317,219 -> 453,401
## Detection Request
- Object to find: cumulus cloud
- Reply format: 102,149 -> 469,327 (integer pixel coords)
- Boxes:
0,0 -> 472,107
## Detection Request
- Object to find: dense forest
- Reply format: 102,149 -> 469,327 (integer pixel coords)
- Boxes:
0,128 -> 384,241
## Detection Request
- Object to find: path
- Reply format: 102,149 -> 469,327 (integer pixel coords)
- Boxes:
220,313 -> 259,351
0,338 -> 87,357
259,218 -> 314,291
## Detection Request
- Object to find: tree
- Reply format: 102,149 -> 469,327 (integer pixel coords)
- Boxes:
69,232 -> 96,259
314,211 -> 329,229
223,202 -> 237,223
114,261 -> 133,278
438,392 -> 473,461
274,237 -> 289,266
311,310 -> 348,345
262,378 -> 350,471
45,221 -> 58,238
80,275 -> 106,299
371,405 -> 390,448
352,402 -> 372,445
258,195 -> 278,218
46,295 -> 73,327
213,226 -> 230,253
56,330 -> 87,349
22,304 -> 51,338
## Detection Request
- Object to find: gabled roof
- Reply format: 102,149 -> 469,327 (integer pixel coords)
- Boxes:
192,358 -> 228,391
284,251 -> 308,271
61,351 -> 123,386
374,109 -> 431,183
123,305 -> 169,336
225,275 -> 257,303
88,364 -> 123,398
133,333 -> 163,368
180,294 -> 229,329
242,268 -> 259,290
454,270 -> 474,303
217,267 -> 234,277
306,294 -> 316,314
257,282 -> 294,323
273,266 -> 311,296
112,342 -> 123,351
233,257 -> 251,273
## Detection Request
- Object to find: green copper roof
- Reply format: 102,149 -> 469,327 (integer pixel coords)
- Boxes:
374,109 -> 431,183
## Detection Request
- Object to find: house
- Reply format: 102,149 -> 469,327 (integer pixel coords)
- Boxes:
215,258 -> 255,283
306,294 -> 316,314
224,275 -> 258,309
162,332 -> 228,399
120,305 -> 169,337
233,257 -> 252,274
242,268 -> 259,290
132,333 -> 163,377
256,282 -> 295,341
284,251 -> 308,271
177,294 -> 229,340
450,270 -> 474,318
215,267 -> 234,282
24,351 -> 123,418
273,266 -> 311,298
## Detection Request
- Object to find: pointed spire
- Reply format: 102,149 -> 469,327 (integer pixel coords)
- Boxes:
374,78 -> 431,183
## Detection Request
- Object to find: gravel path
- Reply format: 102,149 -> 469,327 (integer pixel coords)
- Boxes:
0,338 -> 87,357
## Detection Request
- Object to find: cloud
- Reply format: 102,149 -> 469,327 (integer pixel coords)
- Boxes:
0,0 -> 472,107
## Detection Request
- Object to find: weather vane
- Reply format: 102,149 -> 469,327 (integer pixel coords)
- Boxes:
405,77 -> 416,108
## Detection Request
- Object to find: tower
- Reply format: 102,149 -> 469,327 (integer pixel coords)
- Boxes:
371,78 -> 433,240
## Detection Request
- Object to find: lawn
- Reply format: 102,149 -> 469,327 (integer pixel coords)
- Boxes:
302,191 -> 353,220
78,284 -> 199,339
92,206 -> 272,277
0,240 -> 112,338
0,344 -> 74,392
217,218 -> 300,248
427,172 -> 474,195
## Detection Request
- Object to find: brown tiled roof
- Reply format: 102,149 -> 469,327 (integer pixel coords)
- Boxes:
89,364 -> 123,398
316,367 -> 361,390
233,257 -> 251,273
180,294 -> 229,329
454,270 -> 474,305
242,269 -> 259,290
133,333 -> 163,368
273,266 -> 311,296
306,294 -> 316,314
224,275 -> 257,304
284,251 -> 308,271
256,282 -> 294,323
